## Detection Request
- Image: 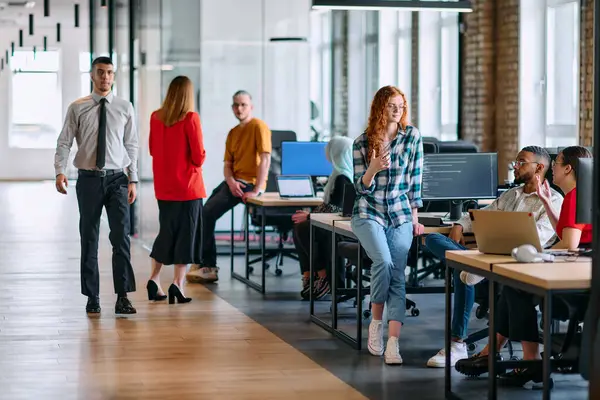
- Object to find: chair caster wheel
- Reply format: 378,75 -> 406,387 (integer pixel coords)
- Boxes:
467,343 -> 477,352
363,310 -> 371,319
275,268 -> 282,276
265,263 -> 270,270
248,266 -> 254,274
510,356 -> 520,361
411,308 -> 420,317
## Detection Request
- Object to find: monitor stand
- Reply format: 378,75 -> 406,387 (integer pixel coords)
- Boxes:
449,200 -> 464,221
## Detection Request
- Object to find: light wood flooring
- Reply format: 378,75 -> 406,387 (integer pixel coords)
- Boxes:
0,182 -> 366,400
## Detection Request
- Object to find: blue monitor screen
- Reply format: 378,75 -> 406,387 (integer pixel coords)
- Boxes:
281,141 -> 332,176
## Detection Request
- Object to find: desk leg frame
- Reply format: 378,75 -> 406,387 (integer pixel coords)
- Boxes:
444,263 -> 452,396
232,205 -> 265,294
543,292 -> 553,400
309,223 -> 362,350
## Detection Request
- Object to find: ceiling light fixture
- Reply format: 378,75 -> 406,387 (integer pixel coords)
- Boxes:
311,0 -> 472,12
44,0 -> 49,16
101,0 -> 107,7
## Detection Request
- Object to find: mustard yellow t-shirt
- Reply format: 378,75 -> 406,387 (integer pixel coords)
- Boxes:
224,118 -> 272,189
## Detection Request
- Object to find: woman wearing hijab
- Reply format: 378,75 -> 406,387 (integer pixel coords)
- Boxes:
291,136 -> 354,300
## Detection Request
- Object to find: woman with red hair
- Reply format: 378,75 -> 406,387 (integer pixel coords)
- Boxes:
351,86 -> 424,365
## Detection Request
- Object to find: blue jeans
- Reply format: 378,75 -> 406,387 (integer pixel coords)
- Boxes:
351,217 -> 413,324
424,233 -> 472,340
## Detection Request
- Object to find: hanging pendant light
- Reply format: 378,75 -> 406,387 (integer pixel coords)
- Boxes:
44,36 -> 47,51
29,14 -> 34,35
311,0 -> 473,12
56,23 -> 61,42
44,0 -> 50,16
19,30 -> 23,47
74,4 -> 80,27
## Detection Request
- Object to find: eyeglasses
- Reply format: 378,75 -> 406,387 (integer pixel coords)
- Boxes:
510,161 -> 539,169
552,160 -> 565,167
387,104 -> 406,112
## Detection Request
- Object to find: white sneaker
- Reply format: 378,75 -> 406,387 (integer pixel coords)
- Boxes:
368,320 -> 384,356
460,271 -> 485,286
186,265 -> 219,284
384,336 -> 403,365
426,341 -> 468,368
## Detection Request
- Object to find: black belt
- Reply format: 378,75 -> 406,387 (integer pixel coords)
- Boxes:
78,169 -> 123,177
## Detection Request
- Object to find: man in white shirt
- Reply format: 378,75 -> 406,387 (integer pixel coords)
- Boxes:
425,146 -> 563,368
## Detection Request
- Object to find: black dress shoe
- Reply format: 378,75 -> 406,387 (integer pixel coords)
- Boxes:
86,296 -> 101,313
499,367 -> 554,390
115,296 -> 137,314
455,352 -> 504,377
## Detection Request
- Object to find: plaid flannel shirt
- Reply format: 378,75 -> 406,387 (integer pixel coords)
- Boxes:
352,126 -> 423,228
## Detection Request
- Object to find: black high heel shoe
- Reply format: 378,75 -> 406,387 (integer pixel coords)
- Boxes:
146,280 -> 167,301
168,284 -> 192,304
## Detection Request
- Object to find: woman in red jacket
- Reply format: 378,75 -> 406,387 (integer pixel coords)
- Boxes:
147,76 -> 206,304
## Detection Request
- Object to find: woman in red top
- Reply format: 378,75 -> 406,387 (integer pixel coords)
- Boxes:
147,76 -> 206,304
537,145 -> 593,249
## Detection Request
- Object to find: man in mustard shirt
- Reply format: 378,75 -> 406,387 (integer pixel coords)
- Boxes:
187,90 -> 272,283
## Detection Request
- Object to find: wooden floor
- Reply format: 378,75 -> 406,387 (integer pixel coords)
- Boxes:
0,182 -> 366,400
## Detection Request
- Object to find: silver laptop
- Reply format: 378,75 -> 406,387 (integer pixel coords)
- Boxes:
276,175 -> 316,198
470,210 -> 544,255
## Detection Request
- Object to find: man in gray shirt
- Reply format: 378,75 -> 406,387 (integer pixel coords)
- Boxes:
54,56 -> 138,315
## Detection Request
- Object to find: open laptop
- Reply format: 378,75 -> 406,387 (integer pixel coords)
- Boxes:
276,175 -> 316,199
470,210 -> 544,255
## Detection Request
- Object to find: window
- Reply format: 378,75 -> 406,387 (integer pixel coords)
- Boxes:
440,12 -> 459,140
365,11 -> 379,103
331,10 -> 347,136
396,11 -> 412,107
545,0 -> 579,147
310,11 -> 332,141
10,50 -> 62,149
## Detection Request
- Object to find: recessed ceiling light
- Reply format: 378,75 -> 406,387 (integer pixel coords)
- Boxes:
24,1 -> 36,8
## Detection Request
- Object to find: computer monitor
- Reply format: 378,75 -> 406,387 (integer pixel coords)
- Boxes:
422,153 -> 498,220
576,158 -> 593,224
281,141 -> 332,177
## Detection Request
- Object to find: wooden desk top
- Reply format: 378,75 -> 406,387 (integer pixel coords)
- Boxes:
446,250 -> 515,271
333,220 -> 355,238
310,213 -> 350,226
493,261 -> 592,290
330,218 -> 451,237
246,193 -> 323,207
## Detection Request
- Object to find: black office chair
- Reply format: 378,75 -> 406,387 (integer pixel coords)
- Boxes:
336,240 -> 419,319
437,140 -> 478,154
247,130 -> 299,276
463,281 -> 517,359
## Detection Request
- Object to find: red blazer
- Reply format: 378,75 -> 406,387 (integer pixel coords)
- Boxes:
149,111 -> 207,201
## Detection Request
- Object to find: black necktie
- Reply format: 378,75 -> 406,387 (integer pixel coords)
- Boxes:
96,98 -> 107,169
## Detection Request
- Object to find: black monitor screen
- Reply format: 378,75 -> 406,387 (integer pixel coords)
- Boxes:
422,153 -> 498,200
576,158 -> 593,224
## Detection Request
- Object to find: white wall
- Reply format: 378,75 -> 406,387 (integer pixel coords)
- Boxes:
0,25 -> 88,180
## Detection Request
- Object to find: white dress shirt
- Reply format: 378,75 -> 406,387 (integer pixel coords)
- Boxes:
54,91 -> 139,181
456,185 -> 563,248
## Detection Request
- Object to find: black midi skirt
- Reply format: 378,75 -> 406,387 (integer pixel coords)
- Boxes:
150,199 -> 203,265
